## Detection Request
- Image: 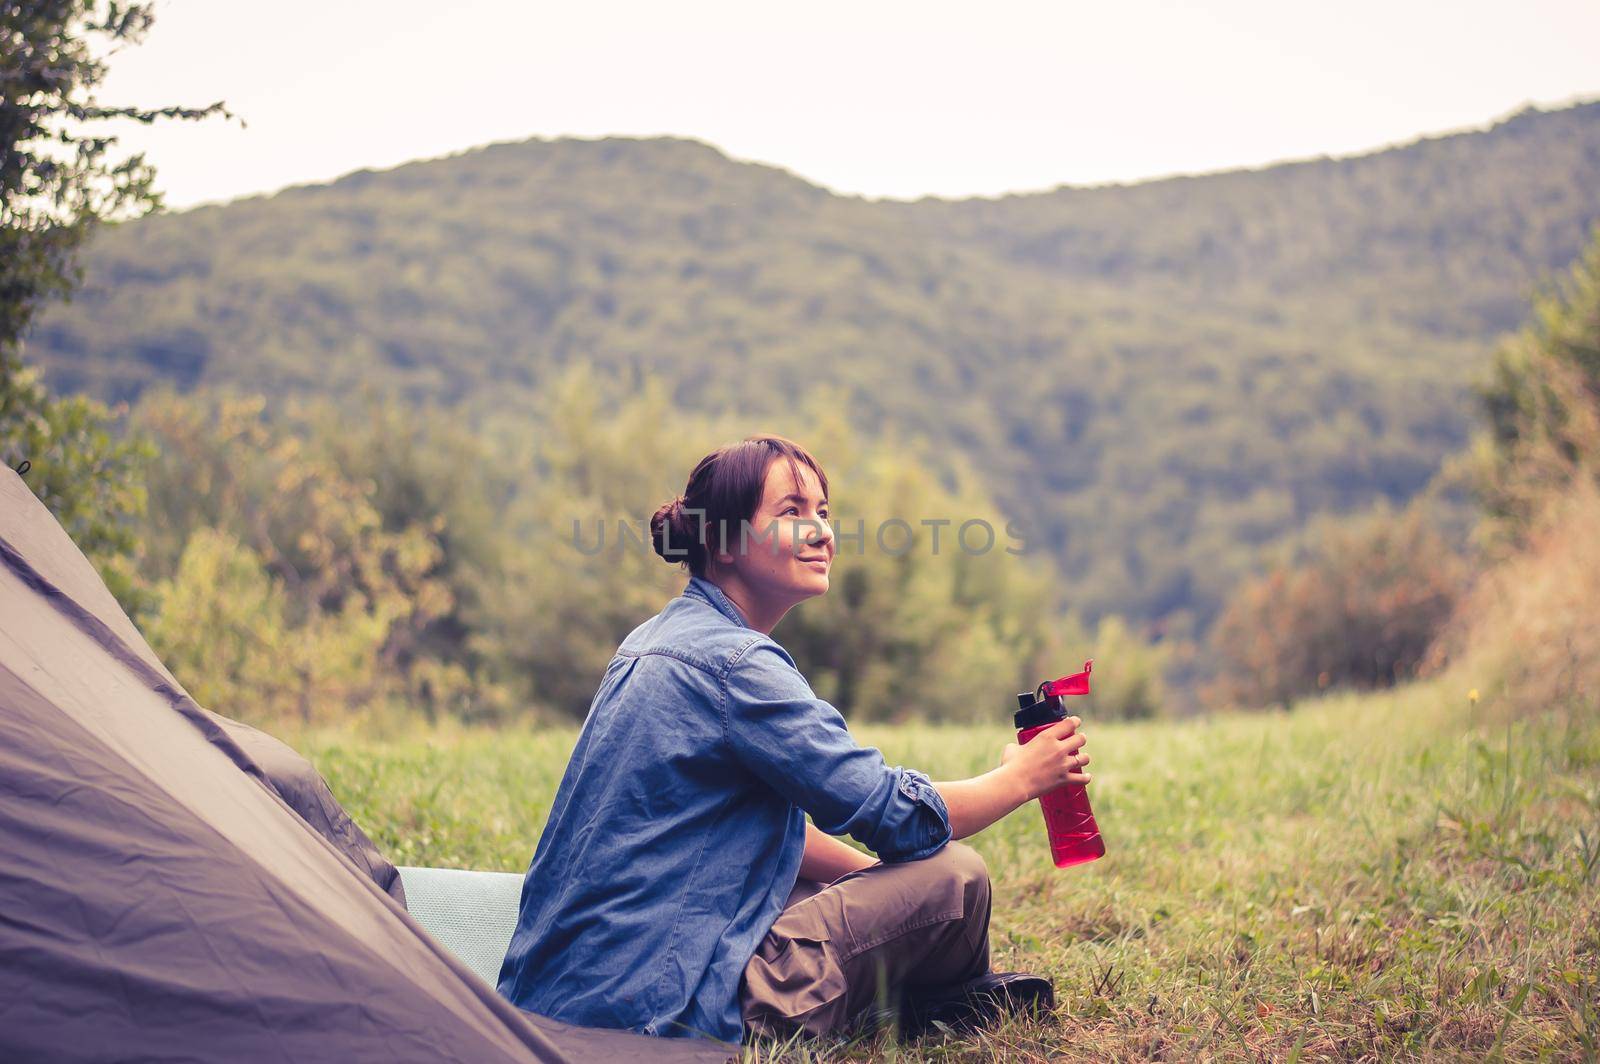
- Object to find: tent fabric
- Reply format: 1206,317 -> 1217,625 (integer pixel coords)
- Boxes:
0,469 -> 733,1064
212,710 -> 409,906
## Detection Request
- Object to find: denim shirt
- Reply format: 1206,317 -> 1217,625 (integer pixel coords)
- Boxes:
496,575 -> 952,1044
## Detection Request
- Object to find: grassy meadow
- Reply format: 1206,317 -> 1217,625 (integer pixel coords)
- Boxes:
298,682 -> 1600,1062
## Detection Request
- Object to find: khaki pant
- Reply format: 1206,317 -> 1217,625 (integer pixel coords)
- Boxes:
739,842 -> 993,1040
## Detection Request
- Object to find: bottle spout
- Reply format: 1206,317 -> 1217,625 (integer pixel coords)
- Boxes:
1041,660 -> 1094,698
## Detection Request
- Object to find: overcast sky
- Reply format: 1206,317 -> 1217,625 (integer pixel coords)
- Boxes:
98,0 -> 1600,208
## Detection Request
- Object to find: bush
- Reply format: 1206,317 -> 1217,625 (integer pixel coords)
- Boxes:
1425,481 -> 1600,713
1081,616 -> 1170,721
1209,502 -> 1467,709
0,350 -> 154,613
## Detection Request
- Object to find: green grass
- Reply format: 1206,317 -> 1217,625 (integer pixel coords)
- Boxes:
299,683 -> 1600,1061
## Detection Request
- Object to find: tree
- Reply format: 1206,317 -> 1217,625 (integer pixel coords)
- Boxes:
1476,226 -> 1600,541
1,1 -> 228,608
3,1 -> 229,351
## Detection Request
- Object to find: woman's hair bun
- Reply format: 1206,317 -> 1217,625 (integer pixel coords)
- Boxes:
650,495 -> 697,565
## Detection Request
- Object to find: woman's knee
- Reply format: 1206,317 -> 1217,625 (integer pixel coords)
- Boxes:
937,841 -> 990,910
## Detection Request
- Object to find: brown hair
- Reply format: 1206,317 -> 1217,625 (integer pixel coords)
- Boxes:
651,435 -> 830,578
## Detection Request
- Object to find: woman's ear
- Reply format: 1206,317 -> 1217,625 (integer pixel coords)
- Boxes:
708,527 -> 731,568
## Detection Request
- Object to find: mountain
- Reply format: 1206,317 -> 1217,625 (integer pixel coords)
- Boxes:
25,100 -> 1600,628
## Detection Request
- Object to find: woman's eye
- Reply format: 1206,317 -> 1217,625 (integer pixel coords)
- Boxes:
783,506 -> 799,516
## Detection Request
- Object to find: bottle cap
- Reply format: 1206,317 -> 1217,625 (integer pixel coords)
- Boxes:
1012,660 -> 1093,730
1014,691 -> 1065,731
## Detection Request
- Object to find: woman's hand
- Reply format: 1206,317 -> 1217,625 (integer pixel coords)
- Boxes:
1003,718 -> 1091,800
933,720 -> 1092,839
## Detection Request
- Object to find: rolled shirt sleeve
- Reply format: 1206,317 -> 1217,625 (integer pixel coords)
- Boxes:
723,640 -> 951,863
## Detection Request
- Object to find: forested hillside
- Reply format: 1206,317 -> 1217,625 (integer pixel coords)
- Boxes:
26,100 -> 1600,629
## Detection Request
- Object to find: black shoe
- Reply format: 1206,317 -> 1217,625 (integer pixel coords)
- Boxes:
897,971 -> 1056,1041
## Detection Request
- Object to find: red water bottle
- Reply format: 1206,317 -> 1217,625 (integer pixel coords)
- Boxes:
1015,660 -> 1104,868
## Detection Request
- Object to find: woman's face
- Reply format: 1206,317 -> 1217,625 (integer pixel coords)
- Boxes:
711,460 -> 834,614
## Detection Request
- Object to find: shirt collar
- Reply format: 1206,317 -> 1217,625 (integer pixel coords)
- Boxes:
683,575 -> 752,630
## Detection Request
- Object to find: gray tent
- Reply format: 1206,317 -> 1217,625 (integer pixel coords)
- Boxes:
0,468 -> 731,1063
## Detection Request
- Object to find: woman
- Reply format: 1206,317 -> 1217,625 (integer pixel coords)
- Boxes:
497,435 -> 1092,1046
